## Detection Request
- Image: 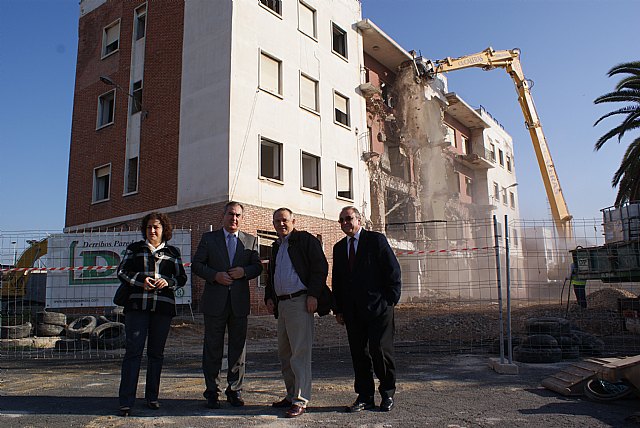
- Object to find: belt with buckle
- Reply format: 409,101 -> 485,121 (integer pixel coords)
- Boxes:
277,290 -> 307,301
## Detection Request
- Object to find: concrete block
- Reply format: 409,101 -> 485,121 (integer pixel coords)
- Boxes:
489,357 -> 519,374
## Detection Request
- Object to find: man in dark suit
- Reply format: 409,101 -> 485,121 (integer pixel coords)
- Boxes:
193,201 -> 262,409
332,206 -> 402,413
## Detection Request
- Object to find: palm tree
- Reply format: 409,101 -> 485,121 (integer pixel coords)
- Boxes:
594,61 -> 640,205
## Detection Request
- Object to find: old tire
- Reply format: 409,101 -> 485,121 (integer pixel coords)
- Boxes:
514,346 -> 562,363
572,331 -> 605,356
521,334 -> 559,349
65,316 -> 97,338
1,322 -> 32,339
37,311 -> 67,327
36,323 -> 65,337
91,322 -> 126,350
526,317 -> 570,336
97,316 -> 110,325
584,379 -> 634,402
55,338 -> 91,352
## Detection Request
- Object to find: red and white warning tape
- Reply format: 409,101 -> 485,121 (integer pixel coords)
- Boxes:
1,262 -> 193,274
395,246 -> 494,256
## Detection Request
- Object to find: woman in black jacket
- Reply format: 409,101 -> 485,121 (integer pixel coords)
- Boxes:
116,212 -> 187,416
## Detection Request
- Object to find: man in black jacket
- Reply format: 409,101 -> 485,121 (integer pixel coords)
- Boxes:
264,207 -> 328,418
332,206 -> 401,413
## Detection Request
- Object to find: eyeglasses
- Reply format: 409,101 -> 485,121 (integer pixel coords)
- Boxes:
338,216 -> 355,224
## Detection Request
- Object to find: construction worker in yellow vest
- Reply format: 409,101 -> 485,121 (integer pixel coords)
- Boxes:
569,262 -> 587,309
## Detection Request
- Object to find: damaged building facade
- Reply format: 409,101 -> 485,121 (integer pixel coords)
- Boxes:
357,20 -> 522,300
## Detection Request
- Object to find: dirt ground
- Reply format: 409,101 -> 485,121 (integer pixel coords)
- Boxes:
1,346 -> 639,428
1,296 -> 640,427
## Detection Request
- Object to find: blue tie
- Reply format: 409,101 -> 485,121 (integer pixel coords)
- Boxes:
227,234 -> 237,265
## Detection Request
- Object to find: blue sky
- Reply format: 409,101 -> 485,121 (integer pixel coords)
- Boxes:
1,0 -> 638,232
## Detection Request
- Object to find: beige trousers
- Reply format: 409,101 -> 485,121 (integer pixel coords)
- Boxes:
277,294 -> 314,407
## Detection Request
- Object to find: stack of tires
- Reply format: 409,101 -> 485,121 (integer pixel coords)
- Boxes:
514,317 -> 604,363
36,311 -> 67,337
90,318 -> 126,350
54,315 -> 126,351
1,321 -> 33,339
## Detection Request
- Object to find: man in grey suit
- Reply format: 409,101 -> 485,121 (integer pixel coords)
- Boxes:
193,201 -> 262,409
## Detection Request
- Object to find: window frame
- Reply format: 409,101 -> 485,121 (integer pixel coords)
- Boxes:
124,157 -> 139,195
101,19 -> 121,59
498,149 -> 504,167
333,90 -> 350,128
259,50 -> 283,97
134,4 -> 147,41
298,0 -> 317,40
93,163 -> 112,203
336,163 -> 353,200
299,72 -> 319,113
131,80 -> 143,115
259,136 -> 283,182
464,176 -> 473,197
300,151 -> 321,192
331,22 -> 348,60
97,89 -> 116,129
259,0 -> 282,17
510,191 -> 516,209
506,154 -> 512,172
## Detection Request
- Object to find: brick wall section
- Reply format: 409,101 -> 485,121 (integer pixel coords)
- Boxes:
72,201 -> 349,315
66,0 -> 185,227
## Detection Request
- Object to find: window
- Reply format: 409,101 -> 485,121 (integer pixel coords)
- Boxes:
102,20 -> 120,57
510,191 -> 516,209
465,177 -> 472,197
498,149 -> 504,167
506,155 -> 512,172
259,51 -> 282,96
125,157 -> 138,194
331,23 -> 347,59
445,124 -> 456,147
462,135 -> 471,154
260,137 -> 282,181
512,228 -> 519,246
298,1 -> 316,38
135,5 -> 146,40
336,164 -> 352,199
366,126 -> 373,152
260,0 -> 281,15
299,73 -> 318,112
489,142 -> 496,162
93,164 -> 111,202
131,81 -> 143,114
301,152 -> 320,191
381,82 -> 393,108
456,172 -> 462,193
333,91 -> 350,127
97,90 -> 115,128
493,182 -> 500,200
502,188 -> 508,205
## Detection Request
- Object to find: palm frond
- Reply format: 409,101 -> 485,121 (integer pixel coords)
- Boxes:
593,106 -> 640,126
594,90 -> 640,105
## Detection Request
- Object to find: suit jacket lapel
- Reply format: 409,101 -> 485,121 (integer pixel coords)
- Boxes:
233,232 -> 247,265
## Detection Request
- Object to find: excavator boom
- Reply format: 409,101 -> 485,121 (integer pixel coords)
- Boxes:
423,47 -> 572,237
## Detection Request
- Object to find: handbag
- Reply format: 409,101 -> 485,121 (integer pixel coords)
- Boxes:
113,282 -> 132,306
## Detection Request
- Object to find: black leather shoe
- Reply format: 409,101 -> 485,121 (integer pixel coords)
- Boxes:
226,390 -> 245,407
146,400 -> 160,410
380,397 -> 394,412
346,397 -> 375,413
206,397 -> 221,409
272,397 -> 293,408
118,406 -> 131,417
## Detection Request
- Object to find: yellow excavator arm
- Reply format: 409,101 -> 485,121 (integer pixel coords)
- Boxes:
1,239 -> 48,298
423,47 -> 572,237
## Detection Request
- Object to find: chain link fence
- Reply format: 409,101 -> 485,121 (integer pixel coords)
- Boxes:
1,217 -> 639,360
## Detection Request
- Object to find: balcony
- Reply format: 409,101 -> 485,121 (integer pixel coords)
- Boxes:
455,147 -> 495,170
